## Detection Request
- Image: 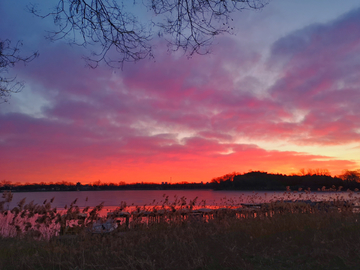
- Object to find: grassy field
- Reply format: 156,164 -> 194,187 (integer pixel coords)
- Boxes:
1,211 -> 360,269
1,192 -> 360,269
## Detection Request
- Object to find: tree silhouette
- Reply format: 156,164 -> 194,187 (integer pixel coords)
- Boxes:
339,170 -> 360,185
29,0 -> 266,68
0,39 -> 38,103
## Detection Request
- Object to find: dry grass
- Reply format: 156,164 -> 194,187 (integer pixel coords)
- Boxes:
1,191 -> 360,269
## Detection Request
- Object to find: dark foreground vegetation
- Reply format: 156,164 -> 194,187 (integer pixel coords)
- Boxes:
1,191 -> 360,269
2,169 -> 360,192
2,211 -> 360,270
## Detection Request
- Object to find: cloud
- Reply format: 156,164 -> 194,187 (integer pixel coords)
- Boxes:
267,8 -> 360,144
2,2 -> 360,184
0,112 -> 355,183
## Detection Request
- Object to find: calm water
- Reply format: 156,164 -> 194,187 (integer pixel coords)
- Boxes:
6,190 -> 360,210
2,190 -> 360,238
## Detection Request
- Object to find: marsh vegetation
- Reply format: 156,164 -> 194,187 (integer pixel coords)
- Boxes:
1,190 -> 360,269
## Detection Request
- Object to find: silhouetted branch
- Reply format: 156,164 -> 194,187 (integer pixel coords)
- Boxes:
0,39 -> 38,103
28,0 -> 153,68
150,0 -> 266,55
28,0 -> 266,68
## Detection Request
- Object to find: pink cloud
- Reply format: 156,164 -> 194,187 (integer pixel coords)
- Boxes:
267,8 -> 360,144
1,118 -> 355,183
2,6 -> 360,184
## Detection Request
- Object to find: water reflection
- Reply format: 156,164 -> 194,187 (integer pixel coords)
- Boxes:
7,189 -> 360,210
2,189 -> 360,239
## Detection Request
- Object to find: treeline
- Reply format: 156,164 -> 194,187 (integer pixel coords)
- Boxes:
1,169 -> 360,192
0,180 -> 212,192
211,170 -> 360,191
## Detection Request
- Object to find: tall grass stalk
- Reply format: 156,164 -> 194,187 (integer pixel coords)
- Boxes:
1,190 -> 360,269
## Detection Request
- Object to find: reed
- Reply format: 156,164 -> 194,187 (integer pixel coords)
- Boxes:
1,190 -> 360,269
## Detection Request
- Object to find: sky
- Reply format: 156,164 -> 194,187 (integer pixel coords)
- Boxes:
1,0 -> 360,184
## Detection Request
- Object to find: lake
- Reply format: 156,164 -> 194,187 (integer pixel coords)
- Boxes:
1,189 -> 360,239
5,189 -> 360,211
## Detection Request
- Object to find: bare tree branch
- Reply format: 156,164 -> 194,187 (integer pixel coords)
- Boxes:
0,39 -> 38,103
150,0 -> 266,55
0,0 -> 264,102
28,0 -> 153,68
29,0 -> 266,67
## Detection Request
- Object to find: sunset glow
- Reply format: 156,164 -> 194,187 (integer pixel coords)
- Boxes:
1,0 -> 360,184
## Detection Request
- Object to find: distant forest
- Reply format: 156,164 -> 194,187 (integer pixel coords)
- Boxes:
1,169 -> 360,192
210,169 -> 360,191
